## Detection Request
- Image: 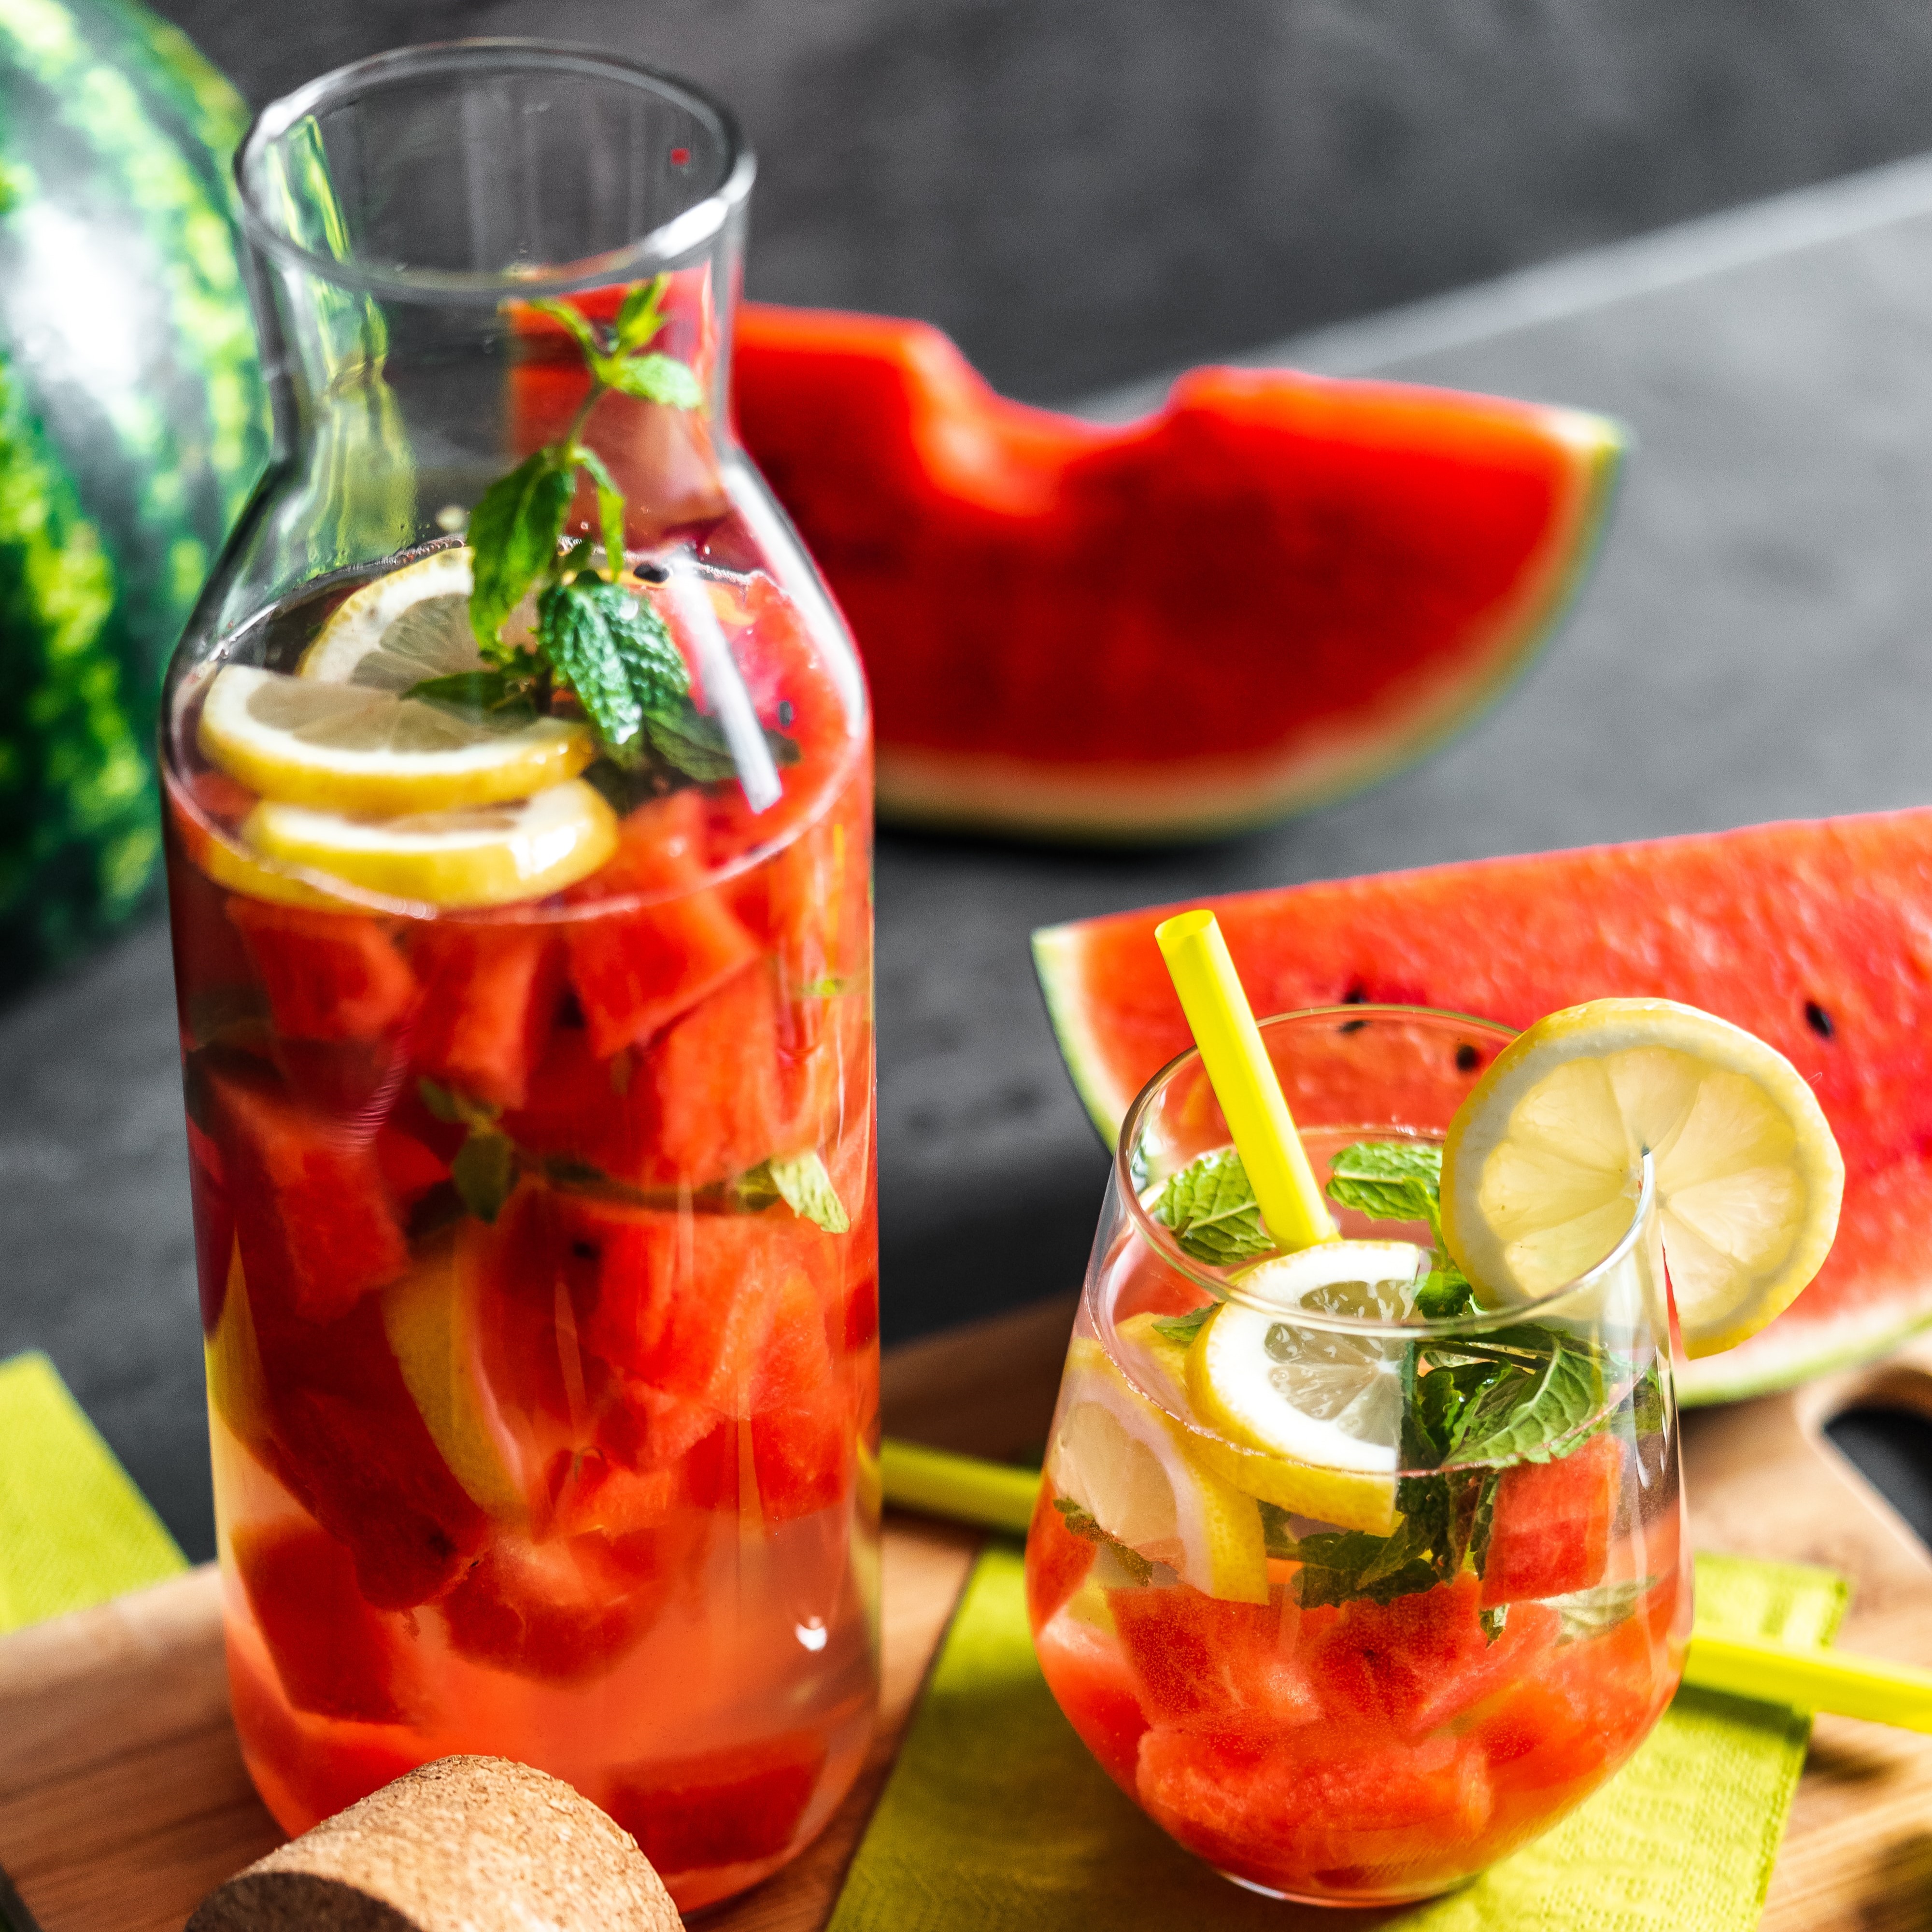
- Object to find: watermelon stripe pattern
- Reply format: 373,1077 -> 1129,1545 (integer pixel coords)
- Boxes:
0,0 -> 265,986
1033,808 -> 1932,1406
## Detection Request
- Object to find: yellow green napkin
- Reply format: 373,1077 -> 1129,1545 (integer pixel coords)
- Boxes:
831,1544 -> 1845,1932
0,1351 -> 186,1635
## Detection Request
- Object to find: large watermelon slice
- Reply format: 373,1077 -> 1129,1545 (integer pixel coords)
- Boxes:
1032,809 -> 1932,1402
733,304 -> 1621,843
0,0 -> 266,988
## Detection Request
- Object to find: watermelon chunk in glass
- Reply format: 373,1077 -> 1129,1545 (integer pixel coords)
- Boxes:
739,1267 -> 851,1523
227,898 -> 417,1042
206,1068 -> 410,1325
232,1518 -> 412,1725
608,1730 -> 829,1874
1110,1582 -> 1319,1736
1481,1433 -> 1624,1607
1137,1719 -> 1494,1893
440,1529 -> 678,1682
1032,1615 -> 1149,1794
250,1290 -> 489,1609
409,921 -> 562,1108
640,963 -> 784,1186
1306,1572 -> 1565,1740
564,792 -> 761,1057
225,1649 -> 422,1838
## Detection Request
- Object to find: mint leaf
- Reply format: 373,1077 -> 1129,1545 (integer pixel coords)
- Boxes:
642,700 -> 800,786
1152,1149 -> 1273,1264
1479,1605 -> 1509,1644
1293,1521 -> 1441,1608
1413,1265 -> 1475,1319
418,1077 -> 498,1130
540,578 -> 689,760
1150,1307 -> 1215,1348
452,1131 -> 517,1222
528,296 -> 602,358
469,450 -> 574,649
1549,1577 -> 1654,1642
605,352 -> 704,410
406,668 -> 539,726
1053,1494 -> 1153,1585
765,1151 -> 850,1234
1326,1140 -> 1444,1234
572,444 -> 629,578
1448,1331 -> 1606,1465
613,277 -> 668,354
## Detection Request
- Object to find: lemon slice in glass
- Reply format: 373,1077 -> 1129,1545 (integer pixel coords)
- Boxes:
1050,1336 -> 1266,1603
242,779 -> 618,909
198,664 -> 595,814
1440,997 -> 1843,1357
1118,1310 -> 1396,1534
1184,1238 -> 1426,1530
298,546 -> 539,689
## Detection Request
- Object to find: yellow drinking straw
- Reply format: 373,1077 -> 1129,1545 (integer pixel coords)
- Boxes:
1153,909 -> 1336,1250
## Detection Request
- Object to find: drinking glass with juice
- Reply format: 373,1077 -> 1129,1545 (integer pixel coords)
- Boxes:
161,44 -> 876,1911
1027,1008 -> 1689,1905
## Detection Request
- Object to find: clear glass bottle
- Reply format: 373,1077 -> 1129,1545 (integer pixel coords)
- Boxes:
161,43 -> 877,1912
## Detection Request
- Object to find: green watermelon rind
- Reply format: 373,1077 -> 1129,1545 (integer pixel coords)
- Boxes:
877,405 -> 1626,845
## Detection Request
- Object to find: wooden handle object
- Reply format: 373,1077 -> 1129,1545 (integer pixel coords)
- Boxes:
185,1755 -> 682,1932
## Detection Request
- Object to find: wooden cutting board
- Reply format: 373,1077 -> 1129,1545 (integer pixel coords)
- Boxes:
1,1299 -> 1928,1932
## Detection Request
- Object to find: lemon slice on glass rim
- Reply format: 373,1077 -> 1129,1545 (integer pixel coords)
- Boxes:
1440,997 -> 1843,1357
1050,1336 -> 1266,1603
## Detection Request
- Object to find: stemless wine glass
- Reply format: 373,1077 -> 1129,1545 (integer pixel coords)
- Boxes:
162,44 -> 876,1913
1026,1008 -> 1688,1906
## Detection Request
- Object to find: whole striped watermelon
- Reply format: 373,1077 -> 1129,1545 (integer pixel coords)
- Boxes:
0,0 -> 265,990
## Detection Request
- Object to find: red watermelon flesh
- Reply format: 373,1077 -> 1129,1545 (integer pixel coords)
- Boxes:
1032,1617 -> 1149,1794
248,1289 -> 490,1609
231,1519 -> 410,1726
734,303 -> 1620,841
1034,808 -> 1932,1401
1481,1434 -> 1623,1607
562,792 -> 761,1058
1109,1582 -> 1319,1736
440,1529 -> 677,1683
408,921 -> 561,1109
607,1730 -> 828,1875
226,899 -> 417,1042
1136,1719 -> 1494,1897
204,1068 -> 410,1325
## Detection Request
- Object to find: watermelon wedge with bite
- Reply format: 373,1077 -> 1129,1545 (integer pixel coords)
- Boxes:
1032,808 -> 1932,1401
734,305 -> 1621,842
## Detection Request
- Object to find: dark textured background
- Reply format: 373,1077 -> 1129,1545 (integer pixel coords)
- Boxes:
151,0 -> 1932,401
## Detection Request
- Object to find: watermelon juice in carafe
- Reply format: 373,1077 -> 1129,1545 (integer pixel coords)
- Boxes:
1026,1009 -> 1688,1907
158,45 -> 878,1911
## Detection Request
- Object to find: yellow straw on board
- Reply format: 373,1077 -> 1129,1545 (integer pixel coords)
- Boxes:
1153,909 -> 1336,1251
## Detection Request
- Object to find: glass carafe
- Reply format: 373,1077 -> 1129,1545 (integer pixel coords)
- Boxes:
161,43 -> 877,1911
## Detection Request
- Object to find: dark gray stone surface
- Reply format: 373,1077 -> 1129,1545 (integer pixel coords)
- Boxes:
148,0 -> 1932,402
10,159 -> 1932,1558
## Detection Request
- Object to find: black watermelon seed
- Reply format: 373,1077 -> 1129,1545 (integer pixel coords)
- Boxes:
570,1239 -> 599,1260
1456,1042 -> 1480,1072
635,560 -> 670,582
1805,1001 -> 1834,1039
1338,1018 -> 1368,1035
1342,984 -> 1367,1004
